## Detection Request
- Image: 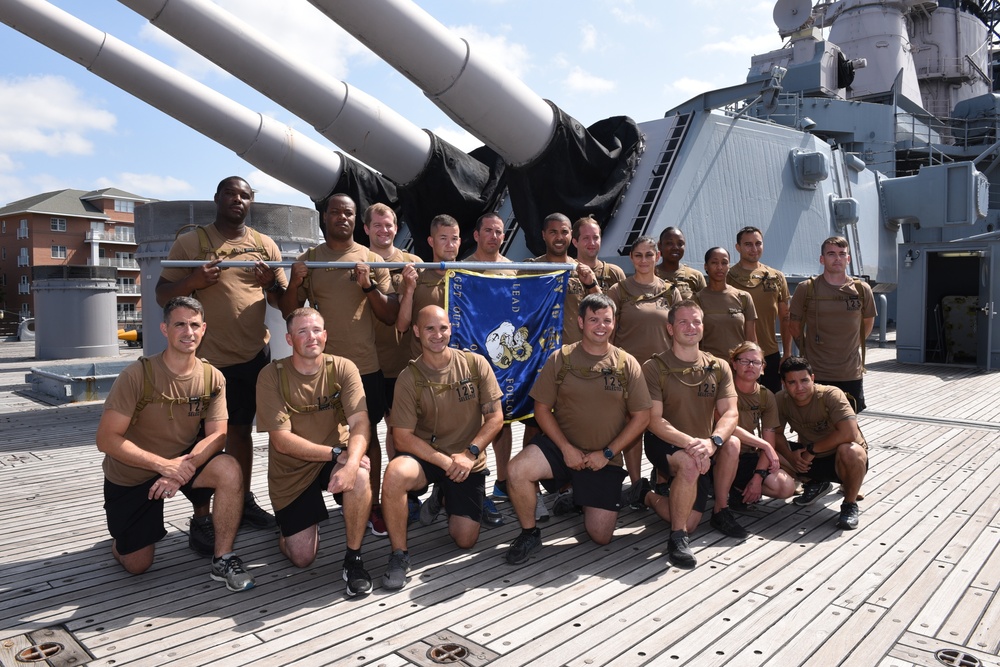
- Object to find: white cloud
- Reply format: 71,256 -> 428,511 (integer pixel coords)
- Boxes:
581,24 -> 598,52
667,76 -> 718,96
95,173 -> 194,199
246,169 -> 309,204
449,25 -> 532,79
564,67 -> 616,94
701,33 -> 780,55
432,125 -> 482,153
610,0 -> 654,27
0,76 -> 116,157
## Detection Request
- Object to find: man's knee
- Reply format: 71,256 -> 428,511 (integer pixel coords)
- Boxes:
202,454 -> 243,492
508,445 -> 544,481
115,543 -> 154,575
450,519 -> 480,549
383,458 -> 420,494
669,450 -> 699,483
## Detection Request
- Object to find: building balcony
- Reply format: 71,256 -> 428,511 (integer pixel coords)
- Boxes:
17,258 -> 29,267
88,258 -> 139,270
86,230 -> 136,244
17,285 -> 30,295
116,284 -> 141,295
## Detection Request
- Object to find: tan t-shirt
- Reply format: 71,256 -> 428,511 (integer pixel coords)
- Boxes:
655,263 -> 706,299
102,354 -> 227,487
643,348 -> 735,440
375,247 -> 422,379
591,260 -> 627,291
695,285 -> 758,359
736,382 -> 779,453
296,242 -> 391,375
789,276 -> 877,381
407,269 -> 448,360
256,354 -> 367,512
529,343 -> 651,464
160,224 -> 287,367
608,277 -> 681,364
727,263 -> 789,357
775,384 -> 867,454
390,350 -> 503,472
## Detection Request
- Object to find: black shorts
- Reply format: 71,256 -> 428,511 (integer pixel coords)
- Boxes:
817,378 -> 866,413
383,377 -> 398,411
643,431 -> 711,513
361,370 -> 387,428
760,352 -> 782,394
103,452 -> 220,555
531,434 -> 627,512
274,460 -> 343,537
732,452 -> 762,490
219,345 -> 270,425
789,441 -> 870,484
406,455 -> 485,522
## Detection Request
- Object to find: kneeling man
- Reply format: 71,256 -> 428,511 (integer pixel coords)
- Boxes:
505,293 -> 651,565
256,308 -> 374,596
381,305 -> 504,590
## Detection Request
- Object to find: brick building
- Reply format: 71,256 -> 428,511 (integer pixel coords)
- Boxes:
0,188 -> 153,325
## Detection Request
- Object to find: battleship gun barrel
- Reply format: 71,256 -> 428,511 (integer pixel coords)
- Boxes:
119,0 -> 433,185
306,0 -> 556,167
0,0 -> 345,201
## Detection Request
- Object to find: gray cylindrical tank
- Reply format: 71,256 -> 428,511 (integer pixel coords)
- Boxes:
134,200 -> 321,360
32,266 -> 119,360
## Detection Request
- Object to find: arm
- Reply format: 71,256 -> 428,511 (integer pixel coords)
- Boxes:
355,264 -> 399,325
774,428 -> 811,474
328,411 -> 372,494
534,400 -> 588,470
733,425 -> 781,472
778,300 -> 792,357
394,265 -> 418,334
646,400 -> 711,474
154,260 -> 222,307
393,427 -> 454,472
582,408 -> 650,471
863,316 -> 875,340
744,317 -> 757,344
278,261 -> 307,317
808,417 -> 862,456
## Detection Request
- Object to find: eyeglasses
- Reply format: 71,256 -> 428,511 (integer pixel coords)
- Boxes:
734,358 -> 763,368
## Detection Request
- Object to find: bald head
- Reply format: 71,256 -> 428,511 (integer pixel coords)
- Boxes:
413,305 -> 451,351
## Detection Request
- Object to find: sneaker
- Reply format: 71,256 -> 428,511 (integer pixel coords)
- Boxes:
534,492 -> 550,523
623,478 -> 651,510
794,481 -> 833,507
837,502 -> 860,530
552,488 -> 579,516
505,530 -> 542,565
343,561 -> 373,597
482,496 -> 503,527
367,506 -> 388,537
419,492 -> 443,526
710,507 -> 749,540
728,488 -> 751,512
188,515 -> 215,557
407,496 -> 422,525
241,492 -> 277,529
491,481 -> 509,500
666,531 -> 696,570
210,555 -> 255,592
382,550 -> 411,590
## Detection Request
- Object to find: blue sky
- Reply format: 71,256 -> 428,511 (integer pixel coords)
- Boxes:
0,1 -> 784,208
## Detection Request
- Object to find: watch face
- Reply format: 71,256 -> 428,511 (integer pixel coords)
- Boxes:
604,447 -> 614,459
469,445 -> 480,457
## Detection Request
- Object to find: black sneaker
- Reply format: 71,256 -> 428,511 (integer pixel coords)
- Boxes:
382,550 -> 411,590
793,481 -> 832,506
481,496 -> 504,528
188,515 -> 215,557
505,530 -> 542,565
241,492 -> 277,529
552,489 -> 579,515
837,502 -> 860,530
343,561 -> 373,597
667,530 -> 696,569
623,478 -> 652,510
710,507 -> 749,540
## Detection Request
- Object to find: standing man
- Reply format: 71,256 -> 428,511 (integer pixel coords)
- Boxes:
256,308 -> 374,596
638,300 -> 746,570
774,357 -> 868,529
572,216 -> 626,292
279,193 -> 397,537
504,294 -> 651,564
788,236 -> 876,412
655,227 -> 706,299
96,297 -> 254,592
156,176 -> 287,531
380,306 -> 504,590
727,226 -> 792,393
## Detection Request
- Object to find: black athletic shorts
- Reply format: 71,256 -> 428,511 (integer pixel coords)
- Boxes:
274,460 -> 344,537
219,345 -> 270,425
531,434 -> 627,512
643,431 -> 711,513
361,370 -> 387,428
406,454 -> 485,522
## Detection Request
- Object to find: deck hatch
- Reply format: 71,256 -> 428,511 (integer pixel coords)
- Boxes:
935,648 -> 982,667
398,630 -> 499,666
0,626 -> 92,667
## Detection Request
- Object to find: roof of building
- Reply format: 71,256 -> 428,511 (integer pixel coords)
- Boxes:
0,188 -> 153,219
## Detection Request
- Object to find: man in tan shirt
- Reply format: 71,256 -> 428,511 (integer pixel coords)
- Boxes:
381,306 -> 504,590
572,216 -> 626,292
156,176 -> 287,531
256,307 -> 374,596
97,297 -> 253,592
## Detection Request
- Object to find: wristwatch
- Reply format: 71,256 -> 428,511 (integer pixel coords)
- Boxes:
468,444 -> 481,458
805,442 -> 817,455
330,446 -> 343,461
754,468 -> 770,480
603,447 -> 615,460
710,435 -> 723,448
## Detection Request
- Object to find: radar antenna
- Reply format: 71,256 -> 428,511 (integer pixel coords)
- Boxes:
773,0 -> 815,38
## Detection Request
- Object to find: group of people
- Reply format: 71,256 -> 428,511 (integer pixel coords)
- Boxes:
97,175 -> 875,596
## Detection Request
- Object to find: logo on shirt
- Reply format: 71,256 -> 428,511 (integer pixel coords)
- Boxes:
485,321 -> 534,369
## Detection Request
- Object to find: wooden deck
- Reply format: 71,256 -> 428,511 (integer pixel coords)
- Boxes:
0,340 -> 998,667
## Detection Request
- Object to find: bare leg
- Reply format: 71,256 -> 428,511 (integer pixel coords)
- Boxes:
623,436 -> 642,484
192,454 -> 244,556
113,541 -> 155,574
280,525 -> 319,568
507,444 -> 553,529
582,507 -> 619,545
448,515 -> 482,549
493,424 -> 513,485
835,443 -> 868,503
342,465 -> 373,550
226,423 -> 255,491
381,457 -> 426,552
711,437 -> 740,514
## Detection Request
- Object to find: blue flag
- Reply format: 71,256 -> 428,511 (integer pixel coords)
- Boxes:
446,269 -> 569,421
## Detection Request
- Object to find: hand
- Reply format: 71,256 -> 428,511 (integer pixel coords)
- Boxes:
686,439 -> 713,475
788,449 -> 813,474
159,454 -> 196,485
582,451 -> 609,471
288,261 -> 308,288
192,258 -> 224,290
761,444 -> 781,472
445,452 -> 475,482
743,475 -> 764,504
354,262 -> 373,291
254,260 -> 277,289
328,459 -> 358,494
149,476 -> 181,501
562,446 -> 589,471
400,264 -> 418,292
576,262 -> 595,287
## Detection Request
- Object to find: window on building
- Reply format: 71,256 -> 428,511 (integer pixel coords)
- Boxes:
114,200 -> 135,213
1,248 -> 5,260
17,220 -> 28,239
51,245 -> 67,259
20,303 -> 30,317
0,274 -> 5,286
2,221 -> 6,234
18,275 -> 29,295
17,248 -> 28,267
50,218 -> 66,232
